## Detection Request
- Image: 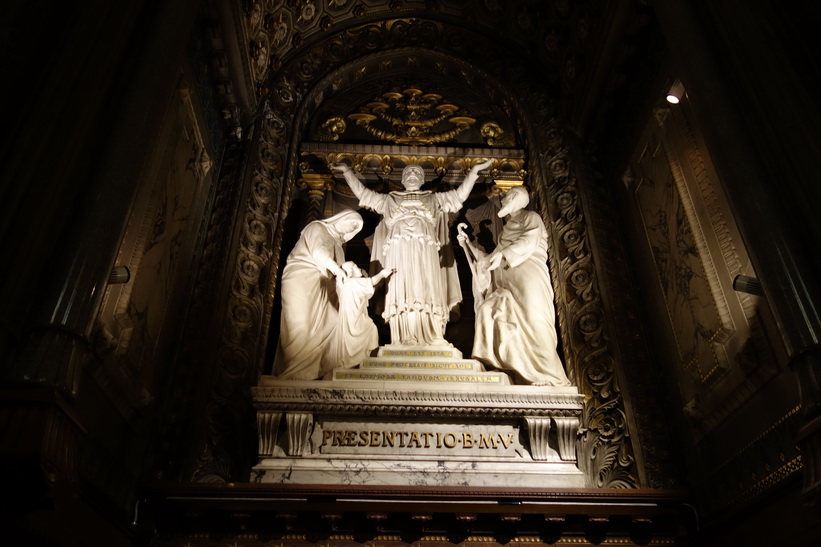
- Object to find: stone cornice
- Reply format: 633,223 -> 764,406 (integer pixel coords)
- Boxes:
253,381 -> 584,418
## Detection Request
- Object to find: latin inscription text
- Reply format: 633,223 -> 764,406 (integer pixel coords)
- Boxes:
320,429 -> 515,450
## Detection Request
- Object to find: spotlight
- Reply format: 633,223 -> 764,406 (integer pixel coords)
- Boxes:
666,79 -> 685,104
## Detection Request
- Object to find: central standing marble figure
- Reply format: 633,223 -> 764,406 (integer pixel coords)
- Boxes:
333,159 -> 493,346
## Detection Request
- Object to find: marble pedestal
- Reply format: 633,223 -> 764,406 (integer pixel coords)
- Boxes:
252,346 -> 586,487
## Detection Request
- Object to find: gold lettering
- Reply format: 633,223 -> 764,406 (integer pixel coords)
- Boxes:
479,433 -> 498,449
383,431 -> 395,447
322,428 -> 516,451
499,433 -> 514,449
321,430 -> 333,447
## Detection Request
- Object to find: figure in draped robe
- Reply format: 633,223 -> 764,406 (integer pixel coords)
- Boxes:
332,159 -> 493,346
457,187 -> 571,386
274,210 -> 364,380
327,262 -> 392,371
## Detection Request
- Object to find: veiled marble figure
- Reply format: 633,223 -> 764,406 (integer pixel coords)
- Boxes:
459,187 -> 571,386
333,159 -> 492,346
274,210 -> 365,380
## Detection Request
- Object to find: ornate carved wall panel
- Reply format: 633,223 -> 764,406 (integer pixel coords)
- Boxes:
622,99 -> 796,511
535,121 -> 638,488
625,105 -> 778,433
193,101 -> 296,482
239,0 -> 595,106
94,85 -> 213,418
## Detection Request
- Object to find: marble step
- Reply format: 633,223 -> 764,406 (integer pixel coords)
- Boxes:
376,344 -> 463,359
360,357 -> 484,372
331,367 -> 510,385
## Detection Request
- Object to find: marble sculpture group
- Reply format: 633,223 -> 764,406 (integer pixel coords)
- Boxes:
275,162 -> 570,386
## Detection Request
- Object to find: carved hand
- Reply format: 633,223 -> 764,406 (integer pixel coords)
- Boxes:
326,259 -> 348,280
486,252 -> 504,271
471,158 -> 494,173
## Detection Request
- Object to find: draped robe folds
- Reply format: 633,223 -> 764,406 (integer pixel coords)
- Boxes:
274,221 -> 346,380
327,276 -> 379,370
358,189 -> 463,345
472,210 -> 571,386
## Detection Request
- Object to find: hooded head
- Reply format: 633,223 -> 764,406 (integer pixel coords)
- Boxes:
321,209 -> 364,242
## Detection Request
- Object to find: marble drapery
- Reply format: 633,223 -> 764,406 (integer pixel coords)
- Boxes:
274,210 -> 364,380
327,263 -> 391,370
359,189 -> 464,345
334,161 -> 492,346
466,188 -> 571,386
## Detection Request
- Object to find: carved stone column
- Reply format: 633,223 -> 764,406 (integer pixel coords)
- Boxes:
554,417 -> 580,462
299,173 -> 335,222
524,416 -> 580,462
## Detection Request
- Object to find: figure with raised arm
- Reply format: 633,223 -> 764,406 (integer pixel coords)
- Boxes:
332,159 -> 493,346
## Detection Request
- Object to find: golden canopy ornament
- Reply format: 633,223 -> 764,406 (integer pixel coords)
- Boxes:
346,87 -> 476,145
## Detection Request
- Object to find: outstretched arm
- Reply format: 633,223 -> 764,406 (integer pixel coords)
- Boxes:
370,268 -> 394,286
331,163 -> 368,201
455,158 -> 494,202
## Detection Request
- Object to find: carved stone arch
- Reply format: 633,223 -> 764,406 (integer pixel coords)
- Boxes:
197,18 -> 640,488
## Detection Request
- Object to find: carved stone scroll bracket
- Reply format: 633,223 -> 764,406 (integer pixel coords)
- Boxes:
524,416 -> 552,462
257,411 -> 283,457
554,416 -> 580,462
286,412 -> 314,457
524,416 -> 580,463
